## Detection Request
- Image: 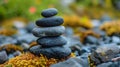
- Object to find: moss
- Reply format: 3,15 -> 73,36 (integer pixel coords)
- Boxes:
29,41 -> 38,48
0,44 -> 23,53
63,15 -> 93,29
0,53 -> 75,67
0,28 -> 17,36
75,30 -> 100,43
100,20 -> 120,35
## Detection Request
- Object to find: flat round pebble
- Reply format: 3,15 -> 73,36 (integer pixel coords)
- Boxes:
13,51 -> 21,57
41,8 -> 58,17
36,16 -> 64,27
29,46 -> 71,59
0,51 -> 8,64
32,26 -> 65,37
37,36 -> 67,47
50,57 -> 86,67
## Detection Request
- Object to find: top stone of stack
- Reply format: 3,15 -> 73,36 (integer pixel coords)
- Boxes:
41,8 -> 58,17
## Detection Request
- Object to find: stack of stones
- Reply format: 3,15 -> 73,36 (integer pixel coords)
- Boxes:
30,8 -> 71,59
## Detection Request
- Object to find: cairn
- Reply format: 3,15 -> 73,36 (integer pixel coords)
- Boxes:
30,8 -> 71,59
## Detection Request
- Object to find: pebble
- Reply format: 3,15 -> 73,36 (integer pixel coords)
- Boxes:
90,45 -> 120,64
93,28 -> 106,37
112,36 -> 120,44
26,22 -> 36,32
97,62 -> 112,67
36,16 -> 64,27
21,43 -> 30,49
37,36 -> 67,47
97,62 -> 118,67
0,51 -> 8,64
13,51 -> 21,57
29,46 -> 71,59
0,36 -> 17,46
84,36 -> 98,44
96,45 -> 120,54
16,34 -> 37,44
91,20 -> 101,27
64,27 -> 74,36
50,57 -> 84,67
101,14 -> 111,23
32,26 -> 65,37
65,36 -> 82,48
41,8 -> 58,17
8,54 -> 14,59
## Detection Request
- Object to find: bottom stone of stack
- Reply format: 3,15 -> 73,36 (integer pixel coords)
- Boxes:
29,45 -> 71,59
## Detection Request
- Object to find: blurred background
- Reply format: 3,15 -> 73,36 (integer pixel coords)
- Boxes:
1,0 -> 120,67
1,0 -> 120,22
0,0 -> 120,28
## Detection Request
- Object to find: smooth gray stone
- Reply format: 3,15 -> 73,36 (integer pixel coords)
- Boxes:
94,45 -> 120,63
8,54 -> 14,59
16,34 -> 37,44
41,8 -> 58,17
96,45 -> 120,54
13,51 -> 21,57
26,22 -> 36,32
37,36 -> 67,47
50,58 -> 84,67
84,36 -> 98,44
29,46 -> 71,59
112,36 -> 120,43
32,26 -> 65,37
36,16 -> 64,27
0,51 -> 8,64
64,27 -> 74,36
97,62 -> 114,67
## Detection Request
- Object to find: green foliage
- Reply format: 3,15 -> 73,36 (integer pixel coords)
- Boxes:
0,0 -> 60,21
5,64 -> 12,67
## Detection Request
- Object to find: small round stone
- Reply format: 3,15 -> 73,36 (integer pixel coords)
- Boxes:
29,46 -> 71,59
0,51 -> 8,64
41,8 -> 58,17
32,26 -> 65,37
13,51 -> 21,57
36,16 -> 64,27
37,36 -> 67,47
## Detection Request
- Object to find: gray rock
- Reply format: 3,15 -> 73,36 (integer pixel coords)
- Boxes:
36,16 -> 64,27
64,27 -> 74,36
65,36 -> 81,48
112,36 -> 120,44
41,8 -> 58,17
13,51 -> 21,57
93,28 -> 106,37
96,45 -> 120,54
84,36 -> 98,44
0,51 -> 8,64
29,46 -> 71,59
32,26 -> 65,37
91,20 -> 101,27
102,36 -> 112,44
37,36 -> 67,47
16,34 -> 37,44
50,57 -> 85,67
21,43 -> 30,49
26,22 -> 36,32
0,35 -> 17,46
8,54 -> 14,59
97,62 -> 112,67
101,14 -> 111,23
92,45 -> 120,63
